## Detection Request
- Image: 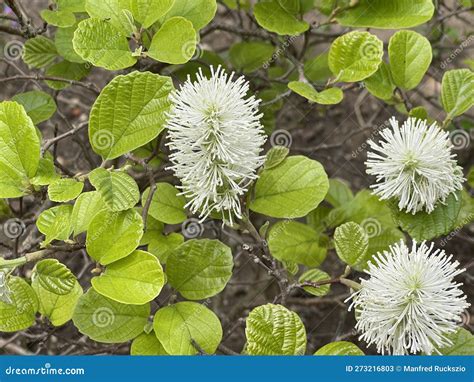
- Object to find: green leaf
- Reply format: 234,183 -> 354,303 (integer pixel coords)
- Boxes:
250,156 -> 329,218
264,146 -> 289,170
229,41 -> 275,73
72,18 -> 136,70
148,232 -> 184,264
441,69 -> 474,118
32,266 -> 82,327
304,53 -> 332,84
298,268 -> 331,297
72,288 -> 149,343
278,0 -> 300,14
37,205 -> 73,245
393,192 -> 462,241
57,0 -> 86,12
30,153 -> 60,186
131,332 -> 169,355
48,178 -> 84,202
45,61 -> 90,90
55,25 -> 86,63
245,304 -> 306,355
119,0 -> 174,28
268,221 -> 327,267
336,0 -> 434,29
160,0 -> 217,30
334,222 -> 369,268
288,81 -> 343,105
71,191 -> 106,235
166,239 -> 233,300
89,71 -> 173,159
0,277 -> 38,332
85,0 -> 134,33
89,168 -> 140,211
326,178 -> 353,208
22,36 -> 58,68
254,0 -> 309,36
364,61 -> 396,101
148,17 -> 197,64
0,101 -> 40,198
153,302 -> 222,355
328,31 -> 383,82
142,183 -> 187,225
92,250 -> 164,304
86,209 -> 143,265
32,259 -> 76,295
11,91 -> 57,124
438,328 -> 474,355
314,341 -> 364,355
40,9 -> 76,27
388,30 -> 432,90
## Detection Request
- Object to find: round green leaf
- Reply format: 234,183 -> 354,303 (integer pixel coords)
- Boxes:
268,221 -> 327,267
0,101 -> 40,198
166,239 -> 233,300
229,41 -> 275,73
334,222 -> 369,268
72,288 -> 149,343
120,0 -> 174,28
11,91 -> 57,124
0,277 -> 38,332
335,0 -> 434,29
254,0 -> 309,36
45,61 -> 90,90
250,156 -> 329,218
245,304 -> 306,355
388,30 -> 432,90
89,168 -> 140,211
37,205 -> 73,245
72,18 -> 136,70
153,302 -> 223,355
40,9 -> 76,27
437,328 -> 474,355
85,0 -> 134,34
71,191 -> 106,235
32,273 -> 82,327
298,268 -> 331,297
441,69 -> 474,118
329,31 -> 383,82
131,332 -> 169,355
314,341 -> 364,355
48,178 -> 84,202
364,61 -> 396,101
32,259 -> 76,295
264,146 -> 290,170
89,71 -> 173,159
148,17 -> 197,64
22,36 -> 58,69
86,209 -> 144,265
142,183 -> 187,225
161,0 -> 217,30
393,192 -> 462,241
30,153 -> 60,186
55,25 -> 86,63
148,233 -> 184,264
92,250 -> 165,304
288,81 -> 343,105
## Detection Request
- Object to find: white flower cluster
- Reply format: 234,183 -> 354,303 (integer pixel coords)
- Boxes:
366,117 -> 464,214
166,66 -> 266,224
348,241 -> 469,355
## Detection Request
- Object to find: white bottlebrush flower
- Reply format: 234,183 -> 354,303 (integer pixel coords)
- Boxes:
366,117 -> 464,214
166,66 -> 266,224
348,241 -> 469,355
